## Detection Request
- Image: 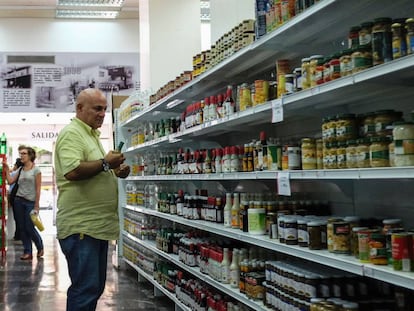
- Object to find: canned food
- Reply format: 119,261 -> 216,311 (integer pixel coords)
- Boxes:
332,221 -> 351,254
358,229 -> 378,262
391,232 -> 412,271
369,233 -> 388,265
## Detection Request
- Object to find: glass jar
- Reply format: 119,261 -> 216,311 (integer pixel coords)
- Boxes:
392,22 -> 407,59
351,45 -> 373,73
301,138 -> 317,170
362,112 -> 376,137
372,17 -> 393,65
293,67 -> 302,92
301,57 -> 311,90
374,109 -> 402,137
389,140 -> 395,167
315,58 -> 325,85
309,55 -> 324,87
308,221 -> 322,250
359,21 -> 373,46
322,116 -> 337,143
348,25 -> 361,49
393,121 -> 414,166
324,142 -> 337,169
346,140 -> 358,168
336,141 -> 347,169
369,136 -> 391,167
356,138 -> 370,168
316,139 -> 324,169
239,83 -> 252,111
329,54 -> 341,80
406,18 -> 414,54
336,113 -> 357,142
323,56 -> 332,83
340,49 -> 353,77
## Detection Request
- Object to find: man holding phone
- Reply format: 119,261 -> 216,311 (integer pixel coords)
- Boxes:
54,88 -> 130,311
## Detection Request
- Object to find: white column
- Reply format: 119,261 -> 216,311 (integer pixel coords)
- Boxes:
209,0 -> 255,44
139,0 -> 201,93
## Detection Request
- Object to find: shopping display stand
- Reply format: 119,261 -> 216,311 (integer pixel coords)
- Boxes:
0,154 -> 7,264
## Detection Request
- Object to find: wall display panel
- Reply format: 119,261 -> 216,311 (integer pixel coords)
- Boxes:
0,52 -> 139,112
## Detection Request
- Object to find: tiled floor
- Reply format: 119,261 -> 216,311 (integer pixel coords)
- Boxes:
0,208 -> 174,311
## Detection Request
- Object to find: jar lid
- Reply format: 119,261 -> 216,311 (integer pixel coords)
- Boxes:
373,17 -> 392,24
382,218 -> 402,225
392,22 -> 402,28
406,17 -> 414,23
352,226 -> 369,232
310,54 -> 324,60
301,137 -> 315,143
336,113 -> 356,119
301,57 -> 311,62
349,25 -> 361,32
344,216 -> 360,222
360,21 -> 373,28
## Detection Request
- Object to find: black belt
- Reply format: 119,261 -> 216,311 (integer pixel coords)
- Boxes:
15,196 -> 34,203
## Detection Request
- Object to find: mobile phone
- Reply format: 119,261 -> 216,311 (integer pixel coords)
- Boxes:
116,141 -> 124,152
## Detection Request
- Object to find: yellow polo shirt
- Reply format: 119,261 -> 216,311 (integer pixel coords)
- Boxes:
54,117 -> 119,240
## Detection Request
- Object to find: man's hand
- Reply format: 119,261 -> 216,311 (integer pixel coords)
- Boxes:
104,151 -> 126,169
114,163 -> 130,178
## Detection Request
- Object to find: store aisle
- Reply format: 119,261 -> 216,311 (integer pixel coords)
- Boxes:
0,209 -> 174,311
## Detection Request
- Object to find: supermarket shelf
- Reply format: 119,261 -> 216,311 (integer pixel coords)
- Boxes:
122,258 -> 191,311
125,206 -> 414,290
126,167 -> 414,182
123,231 -> 272,311
120,0 -> 414,127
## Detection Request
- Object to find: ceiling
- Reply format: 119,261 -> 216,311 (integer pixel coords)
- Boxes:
0,0 -> 139,19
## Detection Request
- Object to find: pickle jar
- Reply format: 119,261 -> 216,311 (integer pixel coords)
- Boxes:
324,142 -> 337,169
362,112 -> 376,137
374,109 -> 402,137
301,138 -> 317,170
346,139 -> 358,168
372,17 -> 393,65
406,18 -> 414,54
322,115 -> 337,143
351,45 -> 373,73
336,113 -> 357,142
369,136 -> 391,167
392,121 -> 414,167
340,49 -> 353,77
356,138 -> 370,168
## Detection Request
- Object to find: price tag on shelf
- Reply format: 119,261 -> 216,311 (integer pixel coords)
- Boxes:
271,100 -> 283,123
277,171 -> 291,196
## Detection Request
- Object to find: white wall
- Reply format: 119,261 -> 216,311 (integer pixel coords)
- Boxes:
0,18 -> 139,53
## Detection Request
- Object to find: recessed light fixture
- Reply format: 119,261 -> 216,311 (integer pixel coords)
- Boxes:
56,10 -> 119,19
57,0 -> 125,8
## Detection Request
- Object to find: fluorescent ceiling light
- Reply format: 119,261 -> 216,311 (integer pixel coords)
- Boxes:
57,0 -> 125,7
56,10 -> 119,19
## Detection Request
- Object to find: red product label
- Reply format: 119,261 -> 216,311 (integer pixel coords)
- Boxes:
392,234 -> 412,260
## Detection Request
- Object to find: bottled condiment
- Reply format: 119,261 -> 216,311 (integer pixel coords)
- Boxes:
239,83 -> 252,111
392,22 -> 407,59
348,26 -> 361,49
362,112 -> 376,137
301,57 -> 311,89
340,49 -> 353,77
346,140 -> 358,168
332,221 -> 351,254
374,109 -> 402,137
309,55 -> 324,87
336,113 -> 357,142
329,54 -> 341,80
322,116 -> 337,143
231,192 -> 240,229
369,233 -> 388,265
359,21 -> 373,46
351,45 -> 373,73
372,17 -> 393,65
308,221 -> 322,250
223,193 -> 232,228
287,142 -> 301,170
369,136 -> 390,167
356,138 -> 370,168
327,217 -> 343,252
301,138 -> 317,170
298,219 -> 309,247
406,18 -> 414,54
284,218 -> 298,245
316,139 -> 324,169
336,141 -> 347,169
351,227 -> 369,258
324,142 -> 337,169
393,121 -> 414,166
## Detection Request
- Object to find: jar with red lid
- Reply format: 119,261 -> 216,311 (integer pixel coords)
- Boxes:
315,58 -> 325,85
323,56 -> 332,83
329,54 -> 341,80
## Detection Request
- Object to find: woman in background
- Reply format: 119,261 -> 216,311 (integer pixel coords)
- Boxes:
5,146 -> 44,260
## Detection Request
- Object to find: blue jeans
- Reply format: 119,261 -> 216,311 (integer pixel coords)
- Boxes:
59,234 -> 108,311
14,197 -> 43,255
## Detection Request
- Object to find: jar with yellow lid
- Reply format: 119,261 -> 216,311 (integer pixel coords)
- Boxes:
356,138 -> 370,168
336,141 -> 347,169
316,139 -> 324,169
301,57 -> 311,89
340,49 -> 353,77
346,140 -> 358,168
309,55 -> 324,87
336,113 -> 357,142
301,138 -> 317,170
351,45 -> 373,73
369,136 -> 391,167
393,121 -> 414,166
374,110 -> 402,137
